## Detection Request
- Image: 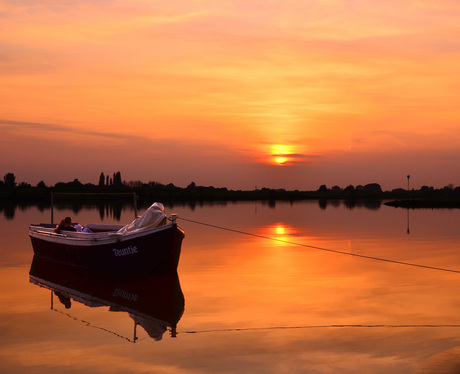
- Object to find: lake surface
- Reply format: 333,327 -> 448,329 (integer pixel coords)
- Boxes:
1,200 -> 459,373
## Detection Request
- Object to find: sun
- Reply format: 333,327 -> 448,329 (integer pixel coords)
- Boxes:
275,156 -> 287,164
270,144 -> 293,165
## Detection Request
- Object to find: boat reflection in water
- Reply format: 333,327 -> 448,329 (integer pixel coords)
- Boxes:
29,255 -> 185,341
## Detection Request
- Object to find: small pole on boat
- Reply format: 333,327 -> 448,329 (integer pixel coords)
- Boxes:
133,322 -> 138,342
51,192 -> 54,224
133,192 -> 138,218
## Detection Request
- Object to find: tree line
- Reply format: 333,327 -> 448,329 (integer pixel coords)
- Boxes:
1,171 -> 459,206
1,172 -> 124,189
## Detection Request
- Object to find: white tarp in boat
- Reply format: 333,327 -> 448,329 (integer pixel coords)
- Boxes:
117,202 -> 167,235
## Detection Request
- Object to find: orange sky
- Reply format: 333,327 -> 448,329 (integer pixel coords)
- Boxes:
1,0 -> 459,190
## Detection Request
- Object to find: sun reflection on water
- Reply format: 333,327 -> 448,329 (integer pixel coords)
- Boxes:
261,223 -> 298,246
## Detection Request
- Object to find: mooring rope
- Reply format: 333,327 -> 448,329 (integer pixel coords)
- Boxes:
177,217 -> 460,274
52,308 -> 137,343
183,324 -> 460,334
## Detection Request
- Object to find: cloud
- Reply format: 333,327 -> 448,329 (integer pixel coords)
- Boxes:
0,119 -> 142,141
349,129 -> 460,153
272,153 -> 310,159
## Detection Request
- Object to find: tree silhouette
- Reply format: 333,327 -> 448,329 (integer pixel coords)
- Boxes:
318,184 -> 327,192
3,173 -> 16,188
99,172 -> 105,186
113,171 -> 122,187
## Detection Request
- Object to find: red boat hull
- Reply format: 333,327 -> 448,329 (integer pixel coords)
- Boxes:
30,224 -> 184,274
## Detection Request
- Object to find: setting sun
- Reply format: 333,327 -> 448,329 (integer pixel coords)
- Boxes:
270,144 -> 294,166
275,156 -> 287,165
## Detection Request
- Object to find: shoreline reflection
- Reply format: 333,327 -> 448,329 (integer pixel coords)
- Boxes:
1,199 -> 387,220
29,255 -> 185,342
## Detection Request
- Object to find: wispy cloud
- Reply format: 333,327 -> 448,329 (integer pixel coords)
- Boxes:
0,119 -> 141,140
272,153 -> 310,159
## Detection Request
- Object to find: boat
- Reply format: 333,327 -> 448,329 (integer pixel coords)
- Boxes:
29,202 -> 185,274
29,254 -> 185,341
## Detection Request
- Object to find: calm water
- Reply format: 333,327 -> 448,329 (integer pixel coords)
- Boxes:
1,200 -> 459,373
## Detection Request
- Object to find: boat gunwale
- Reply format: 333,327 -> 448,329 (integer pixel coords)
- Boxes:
29,222 -> 184,246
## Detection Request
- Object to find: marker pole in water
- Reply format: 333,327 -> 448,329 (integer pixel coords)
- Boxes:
51,192 -> 54,224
